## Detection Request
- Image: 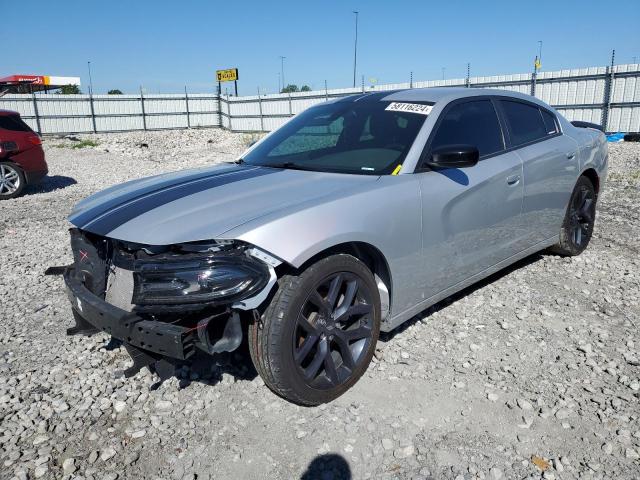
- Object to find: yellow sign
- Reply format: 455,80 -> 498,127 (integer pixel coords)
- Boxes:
216,68 -> 239,83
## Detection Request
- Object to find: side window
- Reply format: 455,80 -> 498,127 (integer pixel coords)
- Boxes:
540,109 -> 559,135
429,100 -> 504,158
500,100 -> 548,146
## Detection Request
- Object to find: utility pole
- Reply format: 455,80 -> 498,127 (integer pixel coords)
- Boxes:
352,11 -> 359,88
87,61 -> 94,94
538,41 -> 543,68
600,49 -> 616,132
279,56 -> 286,91
532,41 -> 543,97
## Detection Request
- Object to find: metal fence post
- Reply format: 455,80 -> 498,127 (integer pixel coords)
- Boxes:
31,93 -> 42,135
257,87 -> 264,132
217,83 -> 222,129
88,92 -> 97,133
465,63 -> 471,88
288,92 -> 292,117
530,70 -> 537,97
184,86 -> 191,129
226,93 -> 232,131
139,87 -> 147,130
324,80 -> 328,101
601,50 -> 616,133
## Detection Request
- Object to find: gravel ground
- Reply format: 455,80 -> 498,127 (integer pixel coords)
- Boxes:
0,129 -> 639,480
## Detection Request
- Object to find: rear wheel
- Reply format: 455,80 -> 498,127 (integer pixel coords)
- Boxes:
550,176 -> 597,256
249,254 -> 380,405
0,162 -> 25,200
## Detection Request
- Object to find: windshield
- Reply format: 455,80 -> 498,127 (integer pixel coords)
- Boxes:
242,99 -> 431,175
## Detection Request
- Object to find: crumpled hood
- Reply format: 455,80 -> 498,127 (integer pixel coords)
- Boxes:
69,163 -> 378,245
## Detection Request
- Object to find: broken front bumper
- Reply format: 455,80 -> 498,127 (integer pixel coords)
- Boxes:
64,268 -> 196,360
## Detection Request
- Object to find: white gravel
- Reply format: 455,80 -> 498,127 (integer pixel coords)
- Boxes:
0,129 -> 639,480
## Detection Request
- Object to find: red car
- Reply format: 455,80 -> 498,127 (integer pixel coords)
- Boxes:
0,110 -> 48,199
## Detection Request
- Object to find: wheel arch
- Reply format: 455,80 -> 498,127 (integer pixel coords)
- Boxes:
276,241 -> 393,319
580,167 -> 600,196
0,158 -> 22,168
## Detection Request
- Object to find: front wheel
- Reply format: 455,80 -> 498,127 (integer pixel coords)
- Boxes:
550,175 -> 597,256
249,254 -> 381,405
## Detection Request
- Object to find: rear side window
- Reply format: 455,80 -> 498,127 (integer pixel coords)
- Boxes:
429,100 -> 504,157
0,115 -> 33,132
540,109 -> 558,135
500,100 -> 548,146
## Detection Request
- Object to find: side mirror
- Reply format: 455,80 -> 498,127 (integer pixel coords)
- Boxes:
426,144 -> 479,169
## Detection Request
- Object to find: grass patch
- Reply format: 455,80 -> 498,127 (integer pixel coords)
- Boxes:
70,139 -> 100,149
54,139 -> 100,149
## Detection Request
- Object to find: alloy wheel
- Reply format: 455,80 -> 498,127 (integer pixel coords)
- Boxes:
569,185 -> 595,247
293,272 -> 375,390
0,164 -> 21,195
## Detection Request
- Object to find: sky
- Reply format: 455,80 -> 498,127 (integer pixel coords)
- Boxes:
2,0 -> 639,96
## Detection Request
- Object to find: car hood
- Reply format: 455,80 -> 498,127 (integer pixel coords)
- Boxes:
69,163 -> 379,245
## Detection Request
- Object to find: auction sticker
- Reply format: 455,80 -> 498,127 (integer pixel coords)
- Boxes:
385,102 -> 433,115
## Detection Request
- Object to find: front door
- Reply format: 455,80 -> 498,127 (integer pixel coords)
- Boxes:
416,98 -> 525,300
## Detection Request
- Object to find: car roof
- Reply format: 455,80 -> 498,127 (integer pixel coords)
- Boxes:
0,109 -> 20,116
339,87 -> 550,108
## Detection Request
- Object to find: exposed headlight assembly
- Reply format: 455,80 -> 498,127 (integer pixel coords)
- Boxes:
131,250 -> 271,306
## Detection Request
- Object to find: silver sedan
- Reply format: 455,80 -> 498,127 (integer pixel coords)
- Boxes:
62,88 -> 608,405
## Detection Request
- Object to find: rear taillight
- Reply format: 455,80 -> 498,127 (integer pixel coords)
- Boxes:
27,135 -> 42,146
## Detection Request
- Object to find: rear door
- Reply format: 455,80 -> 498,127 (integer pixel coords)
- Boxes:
415,98 -> 525,299
497,100 -> 579,244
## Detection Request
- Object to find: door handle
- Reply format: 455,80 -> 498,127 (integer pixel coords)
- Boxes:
566,151 -> 577,160
506,174 -> 521,186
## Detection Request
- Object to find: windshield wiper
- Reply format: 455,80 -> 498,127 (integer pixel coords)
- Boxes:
262,162 -> 316,171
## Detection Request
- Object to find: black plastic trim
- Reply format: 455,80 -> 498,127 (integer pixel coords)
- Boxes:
64,268 -> 195,360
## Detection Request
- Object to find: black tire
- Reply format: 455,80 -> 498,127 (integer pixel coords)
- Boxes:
0,162 -> 26,200
549,176 -> 597,256
249,254 -> 381,405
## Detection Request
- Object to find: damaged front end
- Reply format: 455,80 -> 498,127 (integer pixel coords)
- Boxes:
58,228 -> 279,378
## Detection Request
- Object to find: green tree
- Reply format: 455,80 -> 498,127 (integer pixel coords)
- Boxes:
59,84 -> 81,94
108,89 -> 123,95
280,84 -> 299,93
300,85 -> 312,92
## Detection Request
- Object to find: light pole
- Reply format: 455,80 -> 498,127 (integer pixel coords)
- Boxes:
538,40 -> 543,69
87,61 -> 94,94
279,56 -> 286,91
352,11 -> 359,88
